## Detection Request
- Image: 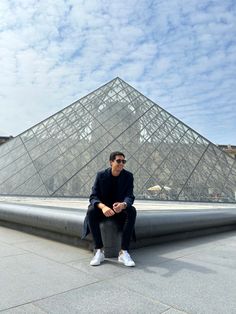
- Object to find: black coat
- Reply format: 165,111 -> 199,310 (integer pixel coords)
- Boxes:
82,168 -> 135,238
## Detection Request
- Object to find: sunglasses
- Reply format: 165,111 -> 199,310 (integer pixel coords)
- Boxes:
115,159 -> 126,164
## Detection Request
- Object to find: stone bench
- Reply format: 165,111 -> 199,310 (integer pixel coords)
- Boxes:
0,202 -> 236,257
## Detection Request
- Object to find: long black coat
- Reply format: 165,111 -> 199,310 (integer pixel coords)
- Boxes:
82,167 -> 135,238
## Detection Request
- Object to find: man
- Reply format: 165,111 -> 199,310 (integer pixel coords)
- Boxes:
83,151 -> 136,267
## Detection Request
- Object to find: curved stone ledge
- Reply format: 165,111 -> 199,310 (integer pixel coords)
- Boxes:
0,202 -> 236,257
0,203 -> 85,237
135,210 -> 236,238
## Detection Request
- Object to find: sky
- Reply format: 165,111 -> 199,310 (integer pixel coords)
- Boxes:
0,0 -> 235,145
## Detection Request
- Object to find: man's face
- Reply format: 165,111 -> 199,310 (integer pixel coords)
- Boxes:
110,155 -> 126,173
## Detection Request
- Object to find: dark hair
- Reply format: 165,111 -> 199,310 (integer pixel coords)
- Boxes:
109,151 -> 125,161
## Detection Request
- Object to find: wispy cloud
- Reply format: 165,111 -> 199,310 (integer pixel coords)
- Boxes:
0,0 -> 235,144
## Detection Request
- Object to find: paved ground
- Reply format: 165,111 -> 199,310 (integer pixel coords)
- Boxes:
1,196 -> 236,211
0,225 -> 236,313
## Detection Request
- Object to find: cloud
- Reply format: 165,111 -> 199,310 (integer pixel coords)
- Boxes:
0,0 -> 235,145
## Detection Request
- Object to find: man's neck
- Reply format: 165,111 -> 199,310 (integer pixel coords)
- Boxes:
111,169 -> 121,177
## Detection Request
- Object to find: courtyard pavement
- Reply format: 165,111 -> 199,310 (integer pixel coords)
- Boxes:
0,224 -> 236,313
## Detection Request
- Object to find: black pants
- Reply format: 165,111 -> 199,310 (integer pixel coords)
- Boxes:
87,204 -> 136,250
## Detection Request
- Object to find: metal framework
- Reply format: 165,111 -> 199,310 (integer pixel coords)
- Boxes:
0,77 -> 236,202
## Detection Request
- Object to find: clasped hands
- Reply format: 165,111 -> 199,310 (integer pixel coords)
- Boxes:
101,202 -> 125,217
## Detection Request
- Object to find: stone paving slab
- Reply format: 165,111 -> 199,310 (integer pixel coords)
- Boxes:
131,232 -> 228,264
0,226 -> 41,244
110,235 -> 236,314
67,258 -> 133,280
13,237 -> 91,264
2,304 -> 47,314
163,310 -> 188,314
33,281 -> 169,314
0,226 -> 236,313
0,242 -> 27,258
0,251 -> 97,311
183,244 -> 236,269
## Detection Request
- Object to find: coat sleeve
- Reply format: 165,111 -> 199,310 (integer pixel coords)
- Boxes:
89,172 -> 101,207
123,173 -> 135,207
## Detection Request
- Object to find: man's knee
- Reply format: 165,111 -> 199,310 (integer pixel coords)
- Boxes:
87,204 -> 104,222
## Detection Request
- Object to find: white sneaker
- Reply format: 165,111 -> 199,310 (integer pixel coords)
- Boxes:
118,250 -> 135,267
90,249 -> 105,266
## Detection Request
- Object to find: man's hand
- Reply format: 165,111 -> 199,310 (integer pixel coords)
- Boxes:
113,202 -> 125,213
101,205 -> 115,217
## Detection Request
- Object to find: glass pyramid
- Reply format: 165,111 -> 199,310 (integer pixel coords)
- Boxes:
0,77 -> 236,202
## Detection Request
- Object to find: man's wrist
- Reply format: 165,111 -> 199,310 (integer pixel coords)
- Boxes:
123,202 -> 127,209
98,203 -> 106,210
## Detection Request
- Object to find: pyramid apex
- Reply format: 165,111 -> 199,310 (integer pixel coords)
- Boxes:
111,77 -> 126,83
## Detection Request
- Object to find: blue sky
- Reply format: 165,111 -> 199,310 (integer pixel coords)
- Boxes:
0,0 -> 235,144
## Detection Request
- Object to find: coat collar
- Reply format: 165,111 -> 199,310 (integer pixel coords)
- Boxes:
106,167 -> 125,178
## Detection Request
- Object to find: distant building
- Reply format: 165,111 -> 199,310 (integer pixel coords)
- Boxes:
218,145 -> 236,159
0,136 -> 13,146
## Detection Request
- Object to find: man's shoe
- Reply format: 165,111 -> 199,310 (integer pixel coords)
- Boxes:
118,250 -> 135,267
90,249 -> 105,266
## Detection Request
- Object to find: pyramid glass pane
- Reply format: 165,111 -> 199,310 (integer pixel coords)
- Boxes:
0,77 -> 236,202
